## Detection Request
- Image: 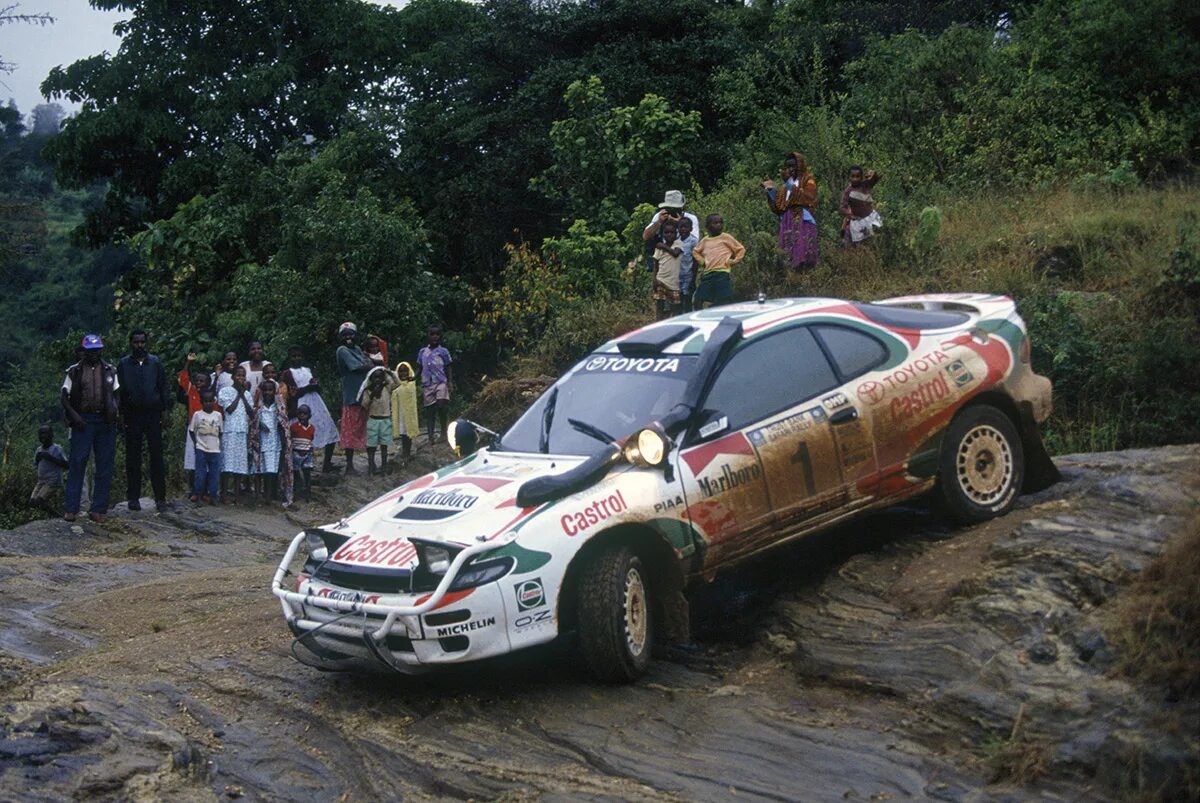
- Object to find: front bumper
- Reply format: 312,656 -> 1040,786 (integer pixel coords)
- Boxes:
271,533 -> 512,674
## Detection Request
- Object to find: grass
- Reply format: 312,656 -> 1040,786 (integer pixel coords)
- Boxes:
1107,512 -> 1200,700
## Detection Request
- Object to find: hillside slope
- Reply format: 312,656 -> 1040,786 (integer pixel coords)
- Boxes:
0,445 -> 1196,801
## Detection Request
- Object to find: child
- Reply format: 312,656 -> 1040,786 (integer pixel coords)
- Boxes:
290,404 -> 315,503
677,216 -> 699,313
839,166 -> 883,244
188,390 -> 223,504
31,424 -> 68,512
691,213 -> 746,309
238,341 -> 272,397
652,220 -> 683,320
416,325 -> 453,444
218,365 -> 253,504
363,335 -> 389,368
178,353 -> 211,488
358,365 -> 400,474
391,362 -> 419,463
280,346 -> 339,473
249,379 -> 293,507
211,351 -> 238,394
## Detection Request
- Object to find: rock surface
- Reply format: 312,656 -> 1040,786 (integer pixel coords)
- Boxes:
0,445 -> 1197,801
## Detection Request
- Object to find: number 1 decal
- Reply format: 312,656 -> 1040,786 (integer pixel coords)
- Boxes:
791,441 -> 816,497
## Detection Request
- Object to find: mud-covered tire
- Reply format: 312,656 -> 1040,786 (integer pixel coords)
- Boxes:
576,544 -> 654,682
937,404 -> 1025,523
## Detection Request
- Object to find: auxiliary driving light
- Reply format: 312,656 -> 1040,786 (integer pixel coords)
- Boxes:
623,425 -> 669,468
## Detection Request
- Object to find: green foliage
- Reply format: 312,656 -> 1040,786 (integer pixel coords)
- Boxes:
1162,213 -> 1200,302
909,206 -> 942,265
533,77 -> 702,231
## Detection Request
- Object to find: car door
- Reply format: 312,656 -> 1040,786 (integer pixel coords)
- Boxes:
679,326 -> 843,568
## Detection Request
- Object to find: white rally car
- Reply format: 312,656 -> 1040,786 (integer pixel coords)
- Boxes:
272,296 -> 1057,681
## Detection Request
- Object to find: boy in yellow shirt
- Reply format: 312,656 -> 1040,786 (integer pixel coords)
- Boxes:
691,213 -> 745,308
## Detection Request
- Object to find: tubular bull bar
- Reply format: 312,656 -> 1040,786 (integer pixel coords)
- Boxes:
271,532 -> 501,673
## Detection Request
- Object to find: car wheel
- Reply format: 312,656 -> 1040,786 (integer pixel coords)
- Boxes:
577,544 -> 654,682
937,404 -> 1025,523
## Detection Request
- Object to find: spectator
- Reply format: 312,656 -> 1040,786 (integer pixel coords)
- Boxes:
249,379 -> 293,506
642,190 -> 701,275
358,365 -> 399,474
31,424 -> 67,512
218,365 -> 253,504
117,329 -> 169,511
211,351 -> 238,394
363,334 -> 389,367
761,152 -> 819,271
652,220 -> 683,320
280,345 -> 339,473
257,362 -> 289,409
839,165 -> 883,244
290,404 -> 316,503
238,341 -> 272,397
677,216 -> 700,313
61,334 -> 120,522
691,213 -> 746,309
177,353 -> 210,487
417,325 -> 453,444
188,389 -> 223,505
335,322 -> 372,473
391,362 -> 418,463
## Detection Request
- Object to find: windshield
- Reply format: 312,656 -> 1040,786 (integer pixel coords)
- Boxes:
498,354 -> 696,455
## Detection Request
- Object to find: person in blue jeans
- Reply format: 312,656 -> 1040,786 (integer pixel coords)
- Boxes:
188,390 -> 224,504
60,334 -> 121,523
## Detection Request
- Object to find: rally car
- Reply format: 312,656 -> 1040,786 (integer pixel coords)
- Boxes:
272,295 -> 1057,681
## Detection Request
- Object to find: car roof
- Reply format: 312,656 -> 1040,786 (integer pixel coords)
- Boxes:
597,298 -> 856,356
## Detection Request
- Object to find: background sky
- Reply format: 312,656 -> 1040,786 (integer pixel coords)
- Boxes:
0,0 -> 406,119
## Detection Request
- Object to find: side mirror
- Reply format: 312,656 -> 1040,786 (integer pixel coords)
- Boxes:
447,419 -> 499,457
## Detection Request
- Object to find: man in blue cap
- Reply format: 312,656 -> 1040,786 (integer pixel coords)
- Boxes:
61,334 -> 121,522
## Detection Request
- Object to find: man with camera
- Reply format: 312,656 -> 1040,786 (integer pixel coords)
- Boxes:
642,190 -> 700,247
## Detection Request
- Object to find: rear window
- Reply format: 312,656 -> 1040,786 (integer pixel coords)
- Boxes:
854,303 -> 969,330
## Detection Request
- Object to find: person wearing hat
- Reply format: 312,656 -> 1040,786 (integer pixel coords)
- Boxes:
61,334 -> 121,522
642,190 -> 702,280
335,322 -> 373,473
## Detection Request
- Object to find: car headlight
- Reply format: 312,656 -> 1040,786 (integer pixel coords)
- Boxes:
623,425 -> 669,467
304,528 -> 350,561
450,556 -> 516,590
422,544 -> 452,575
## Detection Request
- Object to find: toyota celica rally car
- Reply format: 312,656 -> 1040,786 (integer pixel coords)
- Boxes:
272,295 -> 1057,681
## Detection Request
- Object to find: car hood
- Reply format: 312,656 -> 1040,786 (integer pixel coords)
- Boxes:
337,449 -> 588,550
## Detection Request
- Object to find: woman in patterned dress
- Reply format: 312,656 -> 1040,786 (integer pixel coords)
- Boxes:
218,365 -> 253,503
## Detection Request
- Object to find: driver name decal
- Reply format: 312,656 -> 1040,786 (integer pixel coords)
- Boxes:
393,488 -> 479,521
560,490 -> 629,536
582,356 -> 681,374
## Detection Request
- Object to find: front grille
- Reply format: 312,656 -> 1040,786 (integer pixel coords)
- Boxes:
311,563 -> 412,594
424,610 -> 471,627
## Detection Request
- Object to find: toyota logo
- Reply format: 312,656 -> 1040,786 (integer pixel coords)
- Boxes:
856,380 -> 885,404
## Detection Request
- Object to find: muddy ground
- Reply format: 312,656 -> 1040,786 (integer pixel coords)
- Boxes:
1,444 -> 1197,801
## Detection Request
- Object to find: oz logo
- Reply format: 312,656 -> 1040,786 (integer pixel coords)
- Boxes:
514,578 -> 545,611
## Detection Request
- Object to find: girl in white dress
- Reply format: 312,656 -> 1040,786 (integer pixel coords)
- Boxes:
280,346 -> 340,471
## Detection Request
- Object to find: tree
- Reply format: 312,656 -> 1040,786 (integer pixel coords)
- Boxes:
28,102 -> 63,137
533,77 -> 702,231
41,0 -> 405,245
0,4 -> 54,74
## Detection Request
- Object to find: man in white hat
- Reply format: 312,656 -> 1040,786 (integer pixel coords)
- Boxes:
642,189 -> 701,246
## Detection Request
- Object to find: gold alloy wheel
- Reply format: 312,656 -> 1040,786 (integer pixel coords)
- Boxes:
623,567 -> 648,658
956,424 -> 1014,505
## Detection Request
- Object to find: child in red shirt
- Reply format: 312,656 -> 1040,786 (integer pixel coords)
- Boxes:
178,351 -> 212,485
289,404 -> 316,503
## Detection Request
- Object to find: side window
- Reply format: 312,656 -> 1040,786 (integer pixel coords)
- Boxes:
813,325 -> 887,380
701,327 -> 837,432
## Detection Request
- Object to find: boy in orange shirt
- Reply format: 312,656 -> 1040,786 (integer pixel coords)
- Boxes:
691,213 -> 746,309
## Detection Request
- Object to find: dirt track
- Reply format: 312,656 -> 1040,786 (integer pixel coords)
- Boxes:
1,446 -> 1197,801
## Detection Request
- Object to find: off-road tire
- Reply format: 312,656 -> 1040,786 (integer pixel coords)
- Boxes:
577,544 -> 654,682
937,404 -> 1025,523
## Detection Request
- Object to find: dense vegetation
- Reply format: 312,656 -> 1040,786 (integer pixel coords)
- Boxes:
0,0 -> 1198,524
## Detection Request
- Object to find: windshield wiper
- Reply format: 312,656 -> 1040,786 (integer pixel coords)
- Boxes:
567,417 -> 616,445
539,386 -> 559,453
